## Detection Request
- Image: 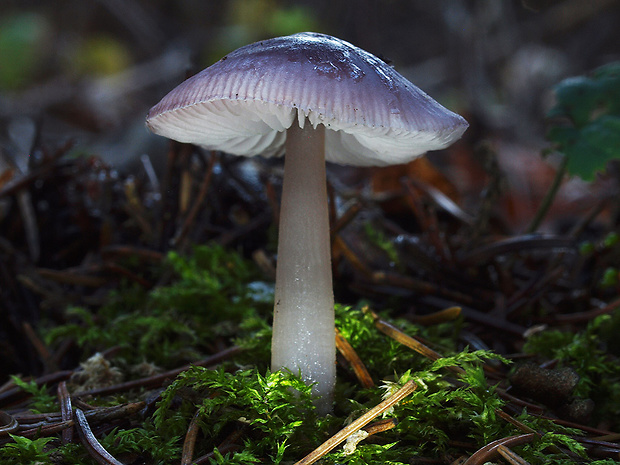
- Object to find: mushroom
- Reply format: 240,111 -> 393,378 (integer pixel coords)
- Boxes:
146,32 -> 468,414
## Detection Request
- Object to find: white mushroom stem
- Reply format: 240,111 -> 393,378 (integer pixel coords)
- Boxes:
271,116 -> 335,415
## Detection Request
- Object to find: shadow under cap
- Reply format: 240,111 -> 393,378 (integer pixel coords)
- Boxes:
146,32 -> 468,166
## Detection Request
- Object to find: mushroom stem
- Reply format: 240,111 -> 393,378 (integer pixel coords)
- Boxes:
271,117 -> 335,414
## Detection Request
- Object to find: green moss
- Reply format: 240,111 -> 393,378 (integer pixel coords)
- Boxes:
335,305 -> 459,379
5,244 -> 615,463
44,243 -> 271,368
523,312 -> 620,427
152,366 -> 326,463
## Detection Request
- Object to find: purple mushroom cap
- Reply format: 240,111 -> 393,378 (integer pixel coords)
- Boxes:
146,32 -> 468,166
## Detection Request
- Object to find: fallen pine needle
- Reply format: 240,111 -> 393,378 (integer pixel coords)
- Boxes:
335,328 -> 375,388
74,408 -> 124,465
294,380 -> 416,465
365,307 -> 466,375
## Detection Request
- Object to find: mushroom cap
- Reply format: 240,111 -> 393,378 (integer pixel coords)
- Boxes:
146,32 -> 468,166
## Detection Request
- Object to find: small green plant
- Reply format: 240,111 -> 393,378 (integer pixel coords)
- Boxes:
363,223 -> 403,271
528,62 -> 619,232
10,375 -> 57,413
0,435 -> 55,464
546,62 -> 620,180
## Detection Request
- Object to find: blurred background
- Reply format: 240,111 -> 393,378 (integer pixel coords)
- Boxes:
1,0 -> 619,383
1,1 -> 620,455
1,0 -> 618,169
